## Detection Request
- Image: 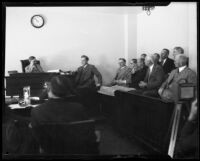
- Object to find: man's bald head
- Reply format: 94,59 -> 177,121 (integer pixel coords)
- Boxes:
174,54 -> 188,68
152,53 -> 160,64
145,55 -> 154,67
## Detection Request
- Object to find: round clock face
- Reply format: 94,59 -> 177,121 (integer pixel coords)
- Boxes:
31,15 -> 44,28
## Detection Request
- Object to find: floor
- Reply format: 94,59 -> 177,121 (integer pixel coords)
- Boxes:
97,122 -> 148,155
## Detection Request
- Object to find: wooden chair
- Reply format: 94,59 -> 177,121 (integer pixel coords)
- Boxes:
31,119 -> 100,155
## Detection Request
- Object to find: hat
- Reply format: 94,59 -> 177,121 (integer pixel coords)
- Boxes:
50,76 -> 74,97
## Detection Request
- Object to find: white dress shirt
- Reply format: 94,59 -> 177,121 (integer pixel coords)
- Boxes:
149,64 -> 154,75
162,58 -> 167,66
179,65 -> 187,73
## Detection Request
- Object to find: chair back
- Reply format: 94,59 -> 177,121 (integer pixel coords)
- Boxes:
31,119 -> 99,154
20,60 -> 40,73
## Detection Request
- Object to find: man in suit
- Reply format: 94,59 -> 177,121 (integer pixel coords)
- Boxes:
74,55 -> 102,116
111,58 -> 132,87
30,75 -> 99,154
31,75 -> 87,127
160,49 -> 176,78
75,55 -> 102,90
158,54 -> 197,102
138,55 -> 164,97
172,46 -> 188,67
130,58 -> 148,89
25,56 -> 44,73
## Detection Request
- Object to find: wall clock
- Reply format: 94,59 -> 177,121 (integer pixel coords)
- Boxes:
31,15 -> 45,28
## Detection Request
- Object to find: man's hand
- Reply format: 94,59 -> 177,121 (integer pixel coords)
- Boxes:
139,81 -> 147,88
118,80 -> 126,85
158,88 -> 164,96
30,60 -> 35,67
188,99 -> 198,122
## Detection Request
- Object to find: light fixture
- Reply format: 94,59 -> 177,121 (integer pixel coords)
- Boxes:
142,6 -> 155,16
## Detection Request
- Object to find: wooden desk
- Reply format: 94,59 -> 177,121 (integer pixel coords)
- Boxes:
5,73 -> 74,97
98,90 -> 179,154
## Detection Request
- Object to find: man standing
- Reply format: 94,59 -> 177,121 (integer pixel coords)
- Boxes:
138,55 -> 164,97
158,54 -> 196,102
25,56 -> 44,73
75,55 -> 102,90
111,58 -> 132,87
74,55 -> 102,116
160,49 -> 175,78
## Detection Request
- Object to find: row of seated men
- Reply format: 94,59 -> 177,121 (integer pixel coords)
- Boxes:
25,46 -> 197,103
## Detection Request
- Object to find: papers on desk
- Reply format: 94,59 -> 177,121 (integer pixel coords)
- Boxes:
47,69 -> 61,73
30,97 -> 40,101
98,85 -> 135,96
9,104 -> 39,109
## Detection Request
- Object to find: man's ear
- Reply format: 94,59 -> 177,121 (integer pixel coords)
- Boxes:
46,85 -> 51,93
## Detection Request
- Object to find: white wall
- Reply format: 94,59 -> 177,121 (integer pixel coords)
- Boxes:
5,4 -> 197,85
136,2 -> 197,71
5,7 -> 125,84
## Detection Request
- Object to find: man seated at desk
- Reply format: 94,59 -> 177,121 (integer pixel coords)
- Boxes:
138,55 -> 164,97
111,58 -> 132,87
25,56 -> 44,73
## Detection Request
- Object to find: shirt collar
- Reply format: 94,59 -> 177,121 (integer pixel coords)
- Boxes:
120,65 -> 126,69
83,64 -> 88,68
163,58 -> 167,64
149,64 -> 154,71
179,65 -> 187,73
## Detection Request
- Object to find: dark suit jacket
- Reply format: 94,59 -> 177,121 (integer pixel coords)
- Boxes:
161,58 -> 175,75
175,114 -> 199,158
75,64 -> 102,89
144,64 -> 165,90
31,98 -> 88,128
130,66 -> 148,89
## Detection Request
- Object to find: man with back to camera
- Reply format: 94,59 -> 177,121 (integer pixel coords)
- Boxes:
25,56 -> 44,73
158,54 -> 196,102
160,48 -> 176,78
111,58 -> 132,87
30,75 -> 99,154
